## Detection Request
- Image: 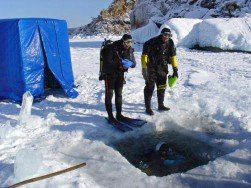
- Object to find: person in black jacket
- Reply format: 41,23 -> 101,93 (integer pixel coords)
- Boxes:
102,34 -> 136,124
141,28 -> 179,115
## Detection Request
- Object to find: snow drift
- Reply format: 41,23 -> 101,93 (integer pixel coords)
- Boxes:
132,15 -> 251,52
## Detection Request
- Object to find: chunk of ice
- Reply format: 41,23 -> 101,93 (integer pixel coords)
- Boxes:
14,149 -> 43,180
19,91 -> 33,125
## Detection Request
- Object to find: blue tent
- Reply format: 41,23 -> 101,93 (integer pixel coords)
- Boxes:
0,18 -> 78,102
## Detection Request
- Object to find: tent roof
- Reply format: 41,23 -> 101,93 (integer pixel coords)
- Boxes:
0,18 -> 63,23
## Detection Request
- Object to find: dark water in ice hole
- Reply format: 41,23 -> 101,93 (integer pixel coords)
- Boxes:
112,130 -> 226,177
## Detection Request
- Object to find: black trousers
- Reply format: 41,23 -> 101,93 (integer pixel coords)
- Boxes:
104,73 -> 124,118
144,73 -> 167,109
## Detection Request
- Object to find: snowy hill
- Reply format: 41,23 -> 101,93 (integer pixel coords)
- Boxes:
131,0 -> 251,29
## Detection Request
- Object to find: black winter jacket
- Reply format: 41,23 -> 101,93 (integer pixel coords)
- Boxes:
103,40 -> 136,74
143,35 -> 176,77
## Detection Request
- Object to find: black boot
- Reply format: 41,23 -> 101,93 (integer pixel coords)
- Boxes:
158,105 -> 170,111
115,107 -> 126,121
144,82 -> 154,116
145,96 -> 154,115
105,88 -> 115,120
145,108 -> 154,115
106,106 -> 115,121
157,89 -> 170,111
116,114 -> 130,121
108,116 -> 120,125
115,87 -> 123,120
107,112 -> 115,123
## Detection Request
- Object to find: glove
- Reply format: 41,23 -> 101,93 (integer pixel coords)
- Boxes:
172,67 -> 178,78
121,59 -> 133,69
142,68 -> 148,81
99,72 -> 106,81
130,62 -> 136,68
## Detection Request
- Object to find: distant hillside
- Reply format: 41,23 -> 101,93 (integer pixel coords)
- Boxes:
69,0 -> 136,37
70,0 -> 250,37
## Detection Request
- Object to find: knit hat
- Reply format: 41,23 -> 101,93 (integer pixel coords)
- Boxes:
161,28 -> 171,34
122,34 -> 132,41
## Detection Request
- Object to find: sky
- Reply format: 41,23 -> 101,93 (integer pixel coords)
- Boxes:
0,0 -> 113,28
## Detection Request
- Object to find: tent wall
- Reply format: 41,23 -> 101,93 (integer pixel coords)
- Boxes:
19,20 -> 45,98
54,21 -> 75,92
38,20 -> 77,97
0,21 -> 24,101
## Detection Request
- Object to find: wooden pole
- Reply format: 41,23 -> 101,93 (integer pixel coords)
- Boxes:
8,162 -> 86,188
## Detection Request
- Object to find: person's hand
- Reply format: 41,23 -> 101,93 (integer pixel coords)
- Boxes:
142,68 -> 148,81
173,67 -> 178,78
121,59 -> 133,69
99,73 -> 106,81
130,62 -> 136,68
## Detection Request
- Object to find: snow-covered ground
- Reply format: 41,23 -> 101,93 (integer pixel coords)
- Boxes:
1,17 -> 251,187
0,37 -> 250,187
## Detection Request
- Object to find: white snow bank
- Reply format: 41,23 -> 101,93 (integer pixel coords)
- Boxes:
131,22 -> 160,44
198,16 -> 251,51
159,18 -> 202,48
132,15 -> 251,52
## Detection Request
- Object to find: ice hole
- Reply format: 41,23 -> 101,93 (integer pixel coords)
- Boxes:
112,129 -> 226,177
